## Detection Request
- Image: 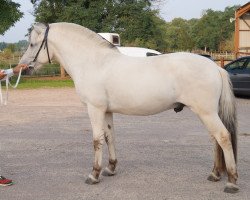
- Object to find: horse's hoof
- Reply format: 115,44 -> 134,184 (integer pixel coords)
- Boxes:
207,172 -> 221,182
224,183 -> 239,193
85,174 -> 100,185
102,167 -> 116,176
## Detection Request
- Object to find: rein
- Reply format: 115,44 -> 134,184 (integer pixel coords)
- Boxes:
33,24 -> 51,64
0,68 -> 22,105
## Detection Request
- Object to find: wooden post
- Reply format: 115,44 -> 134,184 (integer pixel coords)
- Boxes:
234,3 -> 250,58
220,57 -> 225,68
235,11 -> 239,59
60,66 -> 66,78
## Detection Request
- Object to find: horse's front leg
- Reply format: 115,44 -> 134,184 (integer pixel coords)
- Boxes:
102,112 -> 118,176
85,104 -> 106,185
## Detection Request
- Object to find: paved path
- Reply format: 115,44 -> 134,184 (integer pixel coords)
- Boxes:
0,88 -> 250,200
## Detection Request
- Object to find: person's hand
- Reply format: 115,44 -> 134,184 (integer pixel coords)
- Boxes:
0,71 -> 6,80
13,64 -> 28,74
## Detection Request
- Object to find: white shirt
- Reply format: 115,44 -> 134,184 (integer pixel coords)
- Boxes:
0,69 -> 14,81
0,69 -> 15,105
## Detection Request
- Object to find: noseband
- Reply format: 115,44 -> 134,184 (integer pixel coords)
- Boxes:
33,25 -> 51,64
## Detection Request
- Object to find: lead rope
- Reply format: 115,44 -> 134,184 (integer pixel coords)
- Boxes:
0,68 -> 22,106
0,81 -> 3,105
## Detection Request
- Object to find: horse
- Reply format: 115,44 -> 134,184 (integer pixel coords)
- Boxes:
19,22 -> 238,193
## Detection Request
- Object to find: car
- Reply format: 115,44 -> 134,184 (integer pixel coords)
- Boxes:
224,56 -> 250,96
98,33 -> 161,57
117,47 -> 161,57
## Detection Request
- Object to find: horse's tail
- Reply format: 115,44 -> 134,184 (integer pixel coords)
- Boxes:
217,67 -> 237,172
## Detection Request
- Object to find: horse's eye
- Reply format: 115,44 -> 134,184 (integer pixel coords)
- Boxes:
30,43 -> 34,47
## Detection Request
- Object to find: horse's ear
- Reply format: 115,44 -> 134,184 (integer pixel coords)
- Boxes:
32,23 -> 47,34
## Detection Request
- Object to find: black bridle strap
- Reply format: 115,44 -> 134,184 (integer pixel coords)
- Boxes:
33,25 -> 51,63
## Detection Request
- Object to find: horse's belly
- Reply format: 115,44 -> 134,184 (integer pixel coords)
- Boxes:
107,92 -> 177,116
109,105 -> 174,115
105,73 -> 178,115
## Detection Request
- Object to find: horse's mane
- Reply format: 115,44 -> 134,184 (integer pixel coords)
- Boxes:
53,22 -> 118,50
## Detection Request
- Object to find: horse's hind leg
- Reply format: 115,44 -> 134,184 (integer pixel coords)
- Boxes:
102,112 -> 118,176
207,141 -> 224,182
198,113 -> 238,192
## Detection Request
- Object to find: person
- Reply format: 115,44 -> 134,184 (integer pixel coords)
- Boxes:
0,63 -> 28,186
0,64 -> 27,80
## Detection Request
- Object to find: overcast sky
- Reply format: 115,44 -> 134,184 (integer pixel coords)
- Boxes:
0,0 -> 248,43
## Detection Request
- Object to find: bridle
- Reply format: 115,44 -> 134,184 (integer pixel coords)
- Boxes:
32,24 -> 51,64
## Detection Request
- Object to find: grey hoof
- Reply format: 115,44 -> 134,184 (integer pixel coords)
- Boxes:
102,167 -> 116,176
207,173 -> 221,182
224,183 -> 239,193
85,175 -> 100,185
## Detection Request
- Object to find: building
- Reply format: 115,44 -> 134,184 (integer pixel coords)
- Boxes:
235,2 -> 250,58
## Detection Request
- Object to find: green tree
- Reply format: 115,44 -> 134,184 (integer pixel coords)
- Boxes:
0,42 -> 8,51
32,0 -> 167,51
165,18 -> 195,51
16,40 -> 29,52
0,0 -> 23,35
220,33 -> 234,51
192,6 -> 239,51
1,48 -> 12,60
6,43 -> 16,53
162,5 -> 240,52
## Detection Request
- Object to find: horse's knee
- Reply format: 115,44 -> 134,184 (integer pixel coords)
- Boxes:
216,132 -> 231,149
93,139 -> 100,151
93,138 -> 104,151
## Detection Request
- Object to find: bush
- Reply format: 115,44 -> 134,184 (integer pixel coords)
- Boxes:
31,63 -> 61,76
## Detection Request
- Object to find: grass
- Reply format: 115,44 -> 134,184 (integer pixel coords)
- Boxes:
4,77 -> 74,89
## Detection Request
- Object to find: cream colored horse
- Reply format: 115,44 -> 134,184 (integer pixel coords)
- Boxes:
20,23 -> 238,193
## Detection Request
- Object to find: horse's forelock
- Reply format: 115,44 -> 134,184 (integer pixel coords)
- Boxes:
29,29 -> 39,43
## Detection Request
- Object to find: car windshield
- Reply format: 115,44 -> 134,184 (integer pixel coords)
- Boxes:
226,58 -> 248,70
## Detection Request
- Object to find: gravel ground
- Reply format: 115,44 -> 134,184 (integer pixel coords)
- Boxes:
0,88 -> 250,200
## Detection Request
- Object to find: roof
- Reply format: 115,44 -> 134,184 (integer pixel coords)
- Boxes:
237,2 -> 250,10
236,2 -> 250,18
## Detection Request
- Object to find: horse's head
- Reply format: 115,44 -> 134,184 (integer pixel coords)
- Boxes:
20,23 -> 52,72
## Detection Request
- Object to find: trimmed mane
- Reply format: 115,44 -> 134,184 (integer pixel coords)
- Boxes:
53,22 -> 118,50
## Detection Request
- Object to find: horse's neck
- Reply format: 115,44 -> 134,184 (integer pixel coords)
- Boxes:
49,27 -> 117,79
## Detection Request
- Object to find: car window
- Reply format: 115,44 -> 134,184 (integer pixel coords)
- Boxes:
246,60 -> 250,69
226,59 -> 247,70
146,52 -> 158,57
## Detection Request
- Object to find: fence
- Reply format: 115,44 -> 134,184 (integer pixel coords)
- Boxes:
0,50 -> 235,77
0,52 -> 62,77
207,51 -> 235,60
208,52 -> 234,67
